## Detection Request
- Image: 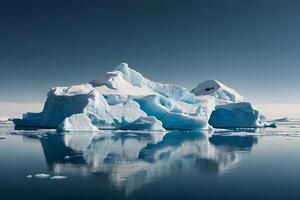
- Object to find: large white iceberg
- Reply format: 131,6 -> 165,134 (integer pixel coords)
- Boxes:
13,63 -> 269,131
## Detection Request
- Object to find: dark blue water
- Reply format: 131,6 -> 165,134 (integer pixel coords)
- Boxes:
1,122 -> 300,200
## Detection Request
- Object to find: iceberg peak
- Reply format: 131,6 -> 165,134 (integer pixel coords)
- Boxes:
191,79 -> 245,103
115,62 -> 130,72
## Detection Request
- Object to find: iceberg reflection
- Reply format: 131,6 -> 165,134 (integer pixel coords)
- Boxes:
40,131 -> 257,195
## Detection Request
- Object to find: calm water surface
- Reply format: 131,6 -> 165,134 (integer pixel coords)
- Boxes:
0,121 -> 300,200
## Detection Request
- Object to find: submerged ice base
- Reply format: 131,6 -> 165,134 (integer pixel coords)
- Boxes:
13,63 -> 269,131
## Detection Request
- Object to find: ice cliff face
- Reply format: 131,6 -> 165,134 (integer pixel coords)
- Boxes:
57,113 -> 99,132
13,63 -> 269,131
209,102 -> 267,128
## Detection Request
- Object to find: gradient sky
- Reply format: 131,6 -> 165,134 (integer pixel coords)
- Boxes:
1,0 -> 300,104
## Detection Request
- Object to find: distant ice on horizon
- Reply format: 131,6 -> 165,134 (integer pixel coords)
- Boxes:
254,104 -> 300,120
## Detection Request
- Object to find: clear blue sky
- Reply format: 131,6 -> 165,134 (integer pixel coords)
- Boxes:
0,0 -> 299,104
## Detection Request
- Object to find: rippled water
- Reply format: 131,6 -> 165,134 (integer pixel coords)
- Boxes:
1,121 -> 300,200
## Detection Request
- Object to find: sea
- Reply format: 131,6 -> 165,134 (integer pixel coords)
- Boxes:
1,120 -> 300,200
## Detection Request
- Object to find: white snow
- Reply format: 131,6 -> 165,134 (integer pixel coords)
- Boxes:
13,63 -> 269,131
191,79 -> 246,103
91,63 -> 197,103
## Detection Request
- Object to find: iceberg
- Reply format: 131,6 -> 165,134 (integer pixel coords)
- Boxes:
208,102 -> 268,128
192,80 -> 269,128
26,175 -> 32,178
34,173 -> 50,178
50,175 -> 68,180
13,84 -> 95,129
0,115 -> 11,124
14,63 -> 269,131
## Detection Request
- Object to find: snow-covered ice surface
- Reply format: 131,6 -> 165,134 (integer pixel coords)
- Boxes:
191,79 -> 246,103
13,63 -> 269,131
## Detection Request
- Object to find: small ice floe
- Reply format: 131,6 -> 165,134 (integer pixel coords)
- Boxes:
290,125 -> 300,128
64,155 -> 70,159
0,136 -> 7,140
272,117 -> 289,122
50,175 -> 68,180
34,173 -> 50,178
26,175 -> 32,178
